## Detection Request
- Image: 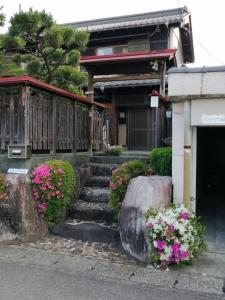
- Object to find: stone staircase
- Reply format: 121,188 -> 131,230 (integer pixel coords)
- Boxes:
53,153 -> 149,244
53,162 -> 120,244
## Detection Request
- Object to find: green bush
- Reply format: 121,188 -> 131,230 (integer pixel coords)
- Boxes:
109,160 -> 148,215
104,146 -> 123,156
31,160 -> 76,227
149,147 -> 172,176
0,173 -> 7,201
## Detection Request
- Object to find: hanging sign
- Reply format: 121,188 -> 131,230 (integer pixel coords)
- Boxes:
150,96 -> 159,108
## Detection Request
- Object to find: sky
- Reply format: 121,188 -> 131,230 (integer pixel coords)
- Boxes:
0,0 -> 224,67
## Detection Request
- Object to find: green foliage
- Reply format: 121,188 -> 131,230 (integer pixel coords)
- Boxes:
31,160 -> 76,227
1,8 -> 89,95
109,160 -> 148,215
104,146 -> 123,156
149,147 -> 172,176
0,6 -> 5,27
0,172 -> 7,201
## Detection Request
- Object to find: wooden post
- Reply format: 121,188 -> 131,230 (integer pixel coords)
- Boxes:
87,71 -> 94,155
50,97 -> 56,154
73,101 -> 78,153
112,92 -> 116,146
22,86 -> 30,146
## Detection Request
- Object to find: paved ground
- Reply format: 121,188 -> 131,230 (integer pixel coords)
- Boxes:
0,239 -> 224,299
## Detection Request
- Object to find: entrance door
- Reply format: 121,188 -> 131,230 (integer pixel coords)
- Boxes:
196,127 -> 225,251
128,108 -> 151,150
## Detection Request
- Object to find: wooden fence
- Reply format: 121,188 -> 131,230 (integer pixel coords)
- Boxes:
0,87 -> 104,153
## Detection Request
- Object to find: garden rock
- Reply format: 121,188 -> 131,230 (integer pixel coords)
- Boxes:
3,174 -> 48,241
119,176 -> 172,263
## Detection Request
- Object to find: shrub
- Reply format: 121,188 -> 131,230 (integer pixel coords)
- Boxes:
109,160 -> 148,215
149,147 -> 172,176
104,145 -> 123,156
31,160 -> 76,227
0,173 -> 7,202
145,204 -> 206,268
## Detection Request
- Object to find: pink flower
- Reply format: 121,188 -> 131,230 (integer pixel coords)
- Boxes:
55,190 -> 61,195
180,211 -> 189,220
109,181 -> 116,190
167,224 -> 175,233
118,178 -> 123,185
156,240 -> 166,251
181,250 -> 189,260
38,202 -> 47,211
40,185 -> 47,191
146,220 -> 153,229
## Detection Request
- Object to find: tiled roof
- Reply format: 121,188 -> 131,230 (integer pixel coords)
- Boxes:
64,7 -> 189,32
94,79 -> 162,89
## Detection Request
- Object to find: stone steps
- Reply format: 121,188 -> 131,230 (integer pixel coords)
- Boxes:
84,176 -> 110,188
91,163 -> 118,177
80,187 -> 110,203
53,219 -> 120,244
56,162 -> 120,244
68,200 -> 116,223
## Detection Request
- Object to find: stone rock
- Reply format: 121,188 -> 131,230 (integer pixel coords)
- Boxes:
119,176 -> 172,263
2,174 -> 48,241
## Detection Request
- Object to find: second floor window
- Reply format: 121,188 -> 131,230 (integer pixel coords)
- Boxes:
96,45 -> 128,56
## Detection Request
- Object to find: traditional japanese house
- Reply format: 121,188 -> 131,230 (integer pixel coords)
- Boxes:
65,6 -> 194,150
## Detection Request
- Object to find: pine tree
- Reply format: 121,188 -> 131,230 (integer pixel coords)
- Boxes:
1,9 -> 89,95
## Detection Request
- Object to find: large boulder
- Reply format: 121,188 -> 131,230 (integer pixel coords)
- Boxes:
119,176 -> 172,263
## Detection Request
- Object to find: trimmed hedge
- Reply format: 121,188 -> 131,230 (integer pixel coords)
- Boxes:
149,147 -> 172,176
109,160 -> 148,215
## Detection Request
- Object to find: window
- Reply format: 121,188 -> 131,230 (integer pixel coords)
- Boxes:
96,45 -> 128,56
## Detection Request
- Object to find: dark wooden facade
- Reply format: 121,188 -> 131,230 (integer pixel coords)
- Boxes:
68,7 -> 194,150
0,76 -> 105,153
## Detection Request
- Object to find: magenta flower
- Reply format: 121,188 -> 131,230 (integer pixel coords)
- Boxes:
171,243 -> 181,252
181,250 -> 189,259
180,211 -> 189,220
156,240 -> 166,251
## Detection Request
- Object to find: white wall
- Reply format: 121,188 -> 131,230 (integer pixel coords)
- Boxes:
172,102 -> 184,203
169,27 -> 183,66
169,70 -> 225,97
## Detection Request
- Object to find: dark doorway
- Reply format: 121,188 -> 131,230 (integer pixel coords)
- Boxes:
196,127 -> 225,252
128,108 -> 151,150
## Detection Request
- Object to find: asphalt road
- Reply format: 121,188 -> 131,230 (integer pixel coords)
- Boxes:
0,260 -> 223,300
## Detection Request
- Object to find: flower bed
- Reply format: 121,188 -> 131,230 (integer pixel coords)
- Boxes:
145,204 -> 206,268
31,160 -> 76,227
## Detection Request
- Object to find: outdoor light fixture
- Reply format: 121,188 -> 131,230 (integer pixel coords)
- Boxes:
166,109 -> 172,119
149,90 -> 159,108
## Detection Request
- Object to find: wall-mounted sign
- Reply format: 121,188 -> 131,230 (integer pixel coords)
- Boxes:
150,96 -> 159,108
7,168 -> 29,175
201,114 -> 225,125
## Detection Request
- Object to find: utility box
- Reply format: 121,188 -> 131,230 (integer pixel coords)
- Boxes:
8,145 -> 31,159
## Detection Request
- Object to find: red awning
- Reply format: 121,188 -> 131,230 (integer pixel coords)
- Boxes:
81,49 -> 176,64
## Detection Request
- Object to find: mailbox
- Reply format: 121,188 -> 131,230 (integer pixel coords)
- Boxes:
8,145 -> 31,159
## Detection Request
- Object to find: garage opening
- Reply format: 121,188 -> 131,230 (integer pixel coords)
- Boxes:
196,127 -> 225,251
